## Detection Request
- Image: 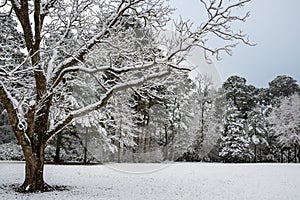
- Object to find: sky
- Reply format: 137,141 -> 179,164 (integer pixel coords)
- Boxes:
170,0 -> 300,88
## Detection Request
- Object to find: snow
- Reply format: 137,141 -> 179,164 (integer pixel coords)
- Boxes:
12,0 -> 21,9
0,162 -> 300,200
46,49 -> 57,82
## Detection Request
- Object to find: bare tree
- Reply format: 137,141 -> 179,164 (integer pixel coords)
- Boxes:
0,0 -> 252,192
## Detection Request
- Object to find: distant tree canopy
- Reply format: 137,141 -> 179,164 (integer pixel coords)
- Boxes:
268,75 -> 300,106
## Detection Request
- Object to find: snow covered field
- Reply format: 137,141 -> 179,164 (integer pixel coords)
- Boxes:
0,162 -> 299,200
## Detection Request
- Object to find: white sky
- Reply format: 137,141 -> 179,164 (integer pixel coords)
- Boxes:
170,0 -> 300,88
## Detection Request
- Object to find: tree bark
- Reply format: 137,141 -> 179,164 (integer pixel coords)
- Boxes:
294,145 -> 297,163
84,128 -> 88,163
259,143 -> 262,162
54,133 -> 62,162
298,145 -> 300,163
280,149 -> 283,163
21,145 -> 46,192
163,124 -> 168,161
254,144 -> 257,163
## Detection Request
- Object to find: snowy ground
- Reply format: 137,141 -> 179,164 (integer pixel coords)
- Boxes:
0,162 -> 299,200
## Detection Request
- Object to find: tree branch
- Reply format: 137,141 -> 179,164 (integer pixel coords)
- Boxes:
45,69 -> 170,143
50,0 -> 146,89
0,81 -> 29,146
193,0 -> 254,60
33,0 -> 42,49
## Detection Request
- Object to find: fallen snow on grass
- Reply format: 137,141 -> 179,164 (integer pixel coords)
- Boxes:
0,162 -> 300,200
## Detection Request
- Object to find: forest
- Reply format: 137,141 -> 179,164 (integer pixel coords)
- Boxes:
1,73 -> 299,164
1,0 -> 300,194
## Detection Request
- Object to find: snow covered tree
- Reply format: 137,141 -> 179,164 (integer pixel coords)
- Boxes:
268,75 -> 300,106
223,75 -> 256,113
103,90 -> 137,163
0,103 -> 14,144
0,15 -> 25,69
0,0 -> 253,192
162,72 -> 195,161
247,110 -> 267,162
261,75 -> 299,161
186,74 -> 220,161
132,71 -> 195,161
219,76 -> 256,162
219,102 -> 253,162
201,90 -> 224,161
267,94 -> 300,163
0,15 -> 26,144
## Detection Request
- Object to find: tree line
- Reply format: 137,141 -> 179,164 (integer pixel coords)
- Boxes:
0,0 -> 283,192
1,74 -> 299,163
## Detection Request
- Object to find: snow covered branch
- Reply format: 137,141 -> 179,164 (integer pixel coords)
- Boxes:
191,0 -> 254,60
0,81 -> 29,147
0,0 -> 255,192
0,82 -> 19,129
46,69 -> 170,142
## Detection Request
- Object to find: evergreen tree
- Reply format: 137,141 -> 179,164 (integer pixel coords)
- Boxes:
0,16 -> 26,144
268,75 -> 300,106
0,103 -> 14,144
219,76 -> 256,162
247,109 -> 268,162
219,102 -> 253,162
0,16 -> 25,68
222,76 -> 256,113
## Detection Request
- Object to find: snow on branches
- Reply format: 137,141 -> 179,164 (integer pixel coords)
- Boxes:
0,0 -> 253,158
267,94 -> 300,149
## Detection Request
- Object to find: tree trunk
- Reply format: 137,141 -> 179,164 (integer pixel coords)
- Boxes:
280,149 -> 284,163
84,128 -> 88,164
118,121 -> 122,163
117,140 -> 121,163
259,143 -> 262,162
254,144 -> 257,163
298,145 -> 300,163
294,145 -> 297,163
54,133 -> 62,162
163,124 -> 168,161
21,146 -> 46,192
170,134 -> 175,161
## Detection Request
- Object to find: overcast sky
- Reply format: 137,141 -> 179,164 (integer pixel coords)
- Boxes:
170,0 -> 300,88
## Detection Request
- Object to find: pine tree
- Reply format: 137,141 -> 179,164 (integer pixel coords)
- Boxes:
247,109 -> 268,162
268,75 -> 300,106
0,16 -> 25,68
0,16 -> 26,144
223,75 -> 256,113
219,103 -> 253,162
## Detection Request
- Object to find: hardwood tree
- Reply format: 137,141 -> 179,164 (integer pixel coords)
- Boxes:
0,0 -> 252,192
263,75 -> 299,161
267,94 -> 300,163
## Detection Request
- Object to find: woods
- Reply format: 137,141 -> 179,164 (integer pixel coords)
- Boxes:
1,74 -> 299,163
1,0 -> 299,194
0,0 -> 253,192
